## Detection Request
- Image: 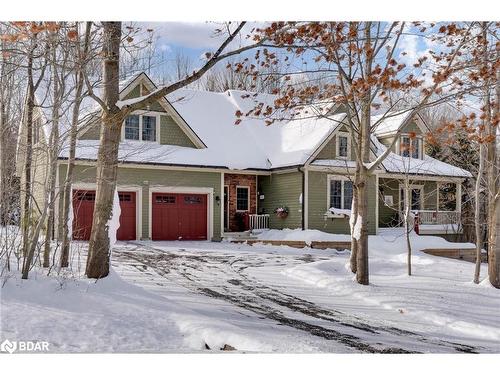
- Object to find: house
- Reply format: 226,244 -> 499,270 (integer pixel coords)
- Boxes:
17,72 -> 472,242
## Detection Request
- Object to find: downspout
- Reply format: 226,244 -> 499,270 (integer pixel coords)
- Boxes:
299,167 -> 305,230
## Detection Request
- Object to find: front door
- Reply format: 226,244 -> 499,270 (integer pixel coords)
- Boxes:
400,187 -> 422,223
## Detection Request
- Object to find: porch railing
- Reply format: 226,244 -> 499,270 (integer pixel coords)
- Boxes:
415,210 -> 460,225
249,214 -> 270,230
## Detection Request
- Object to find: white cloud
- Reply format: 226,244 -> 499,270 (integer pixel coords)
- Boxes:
141,22 -> 263,50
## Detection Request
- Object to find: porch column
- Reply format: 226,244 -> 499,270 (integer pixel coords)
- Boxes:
221,172 -> 225,237
456,180 -> 462,217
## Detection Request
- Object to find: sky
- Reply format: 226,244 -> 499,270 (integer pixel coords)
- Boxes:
131,22 -> 440,79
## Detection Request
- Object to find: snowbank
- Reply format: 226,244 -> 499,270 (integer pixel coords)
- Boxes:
281,230 -> 499,345
256,228 -> 351,245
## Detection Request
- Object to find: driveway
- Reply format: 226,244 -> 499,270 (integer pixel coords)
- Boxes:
111,241 -> 480,353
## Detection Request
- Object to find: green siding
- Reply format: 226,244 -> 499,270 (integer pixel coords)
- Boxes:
402,121 -> 422,134
57,164 -> 222,240
315,125 -> 355,161
124,85 -> 141,100
316,137 -> 336,159
258,172 -> 303,229
308,171 -> 377,235
160,115 -> 196,147
78,122 -> 100,140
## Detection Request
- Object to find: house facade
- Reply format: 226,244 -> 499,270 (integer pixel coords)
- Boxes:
18,72 -> 471,242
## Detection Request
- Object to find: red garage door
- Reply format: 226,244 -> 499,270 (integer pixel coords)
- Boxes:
72,190 -> 95,241
117,192 -> 137,241
152,193 -> 207,241
72,190 -> 136,241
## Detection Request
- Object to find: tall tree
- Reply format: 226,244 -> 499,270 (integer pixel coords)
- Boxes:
85,22 -> 265,278
60,22 -> 93,268
236,22 -> 473,284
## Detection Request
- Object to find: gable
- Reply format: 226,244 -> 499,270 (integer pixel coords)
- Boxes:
313,124 -> 355,161
77,74 -> 202,148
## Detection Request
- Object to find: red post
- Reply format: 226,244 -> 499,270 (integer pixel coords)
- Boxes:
414,212 -> 420,235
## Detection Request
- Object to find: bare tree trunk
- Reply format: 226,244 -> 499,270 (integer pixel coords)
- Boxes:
21,47 -> 36,261
43,37 -> 61,268
349,185 -> 358,273
485,24 -> 499,288
404,185 -> 412,276
85,22 -> 123,279
474,143 -> 485,283
355,22 -> 373,285
61,22 -> 91,268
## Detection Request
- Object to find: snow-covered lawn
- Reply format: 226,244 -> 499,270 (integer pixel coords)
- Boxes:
1,229 -> 499,353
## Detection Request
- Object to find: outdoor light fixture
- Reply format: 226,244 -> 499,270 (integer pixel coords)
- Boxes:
215,195 -> 220,205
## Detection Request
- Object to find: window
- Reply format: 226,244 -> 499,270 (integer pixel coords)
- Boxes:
343,181 -> 353,210
236,187 -> 249,211
184,196 -> 202,204
155,195 -> 176,204
400,187 -> 422,211
329,179 -> 353,210
125,115 -> 140,140
142,116 -> 156,142
401,136 -> 411,157
336,133 -> 350,158
330,180 -> 342,209
400,135 -> 422,159
338,136 -> 348,157
124,114 -> 158,142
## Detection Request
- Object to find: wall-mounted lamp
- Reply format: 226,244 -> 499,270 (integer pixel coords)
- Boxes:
215,195 -> 220,206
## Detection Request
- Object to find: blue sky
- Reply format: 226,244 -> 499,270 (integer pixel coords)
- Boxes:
131,22 -> 445,86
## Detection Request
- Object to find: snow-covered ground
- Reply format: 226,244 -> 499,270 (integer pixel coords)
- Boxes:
1,229 -> 499,353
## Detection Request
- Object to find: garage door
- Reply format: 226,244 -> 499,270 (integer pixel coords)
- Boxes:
152,193 -> 207,241
72,190 -> 136,241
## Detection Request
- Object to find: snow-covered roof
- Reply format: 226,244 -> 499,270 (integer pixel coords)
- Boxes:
162,89 -> 343,169
53,72 -> 471,177
61,89 -> 342,170
371,111 -> 428,137
372,136 -> 471,178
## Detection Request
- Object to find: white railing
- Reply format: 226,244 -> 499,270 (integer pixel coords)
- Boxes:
415,210 -> 460,225
249,214 -> 270,230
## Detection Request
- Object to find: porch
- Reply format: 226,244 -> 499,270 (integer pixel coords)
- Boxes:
222,173 -> 270,234
378,176 -> 463,235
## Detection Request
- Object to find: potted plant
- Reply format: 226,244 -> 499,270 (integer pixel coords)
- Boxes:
274,206 -> 289,219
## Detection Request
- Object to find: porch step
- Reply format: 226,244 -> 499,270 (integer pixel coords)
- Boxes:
223,231 -> 258,241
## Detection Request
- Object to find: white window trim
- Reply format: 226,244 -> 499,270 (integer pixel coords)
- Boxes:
235,185 -> 250,212
399,133 -> 424,159
336,131 -> 351,159
122,110 -> 161,144
326,175 -> 353,210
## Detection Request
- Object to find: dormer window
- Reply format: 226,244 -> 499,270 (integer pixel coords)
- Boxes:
336,132 -> 351,159
400,134 -> 423,159
142,116 -> 156,142
124,115 -> 140,140
123,114 -> 158,142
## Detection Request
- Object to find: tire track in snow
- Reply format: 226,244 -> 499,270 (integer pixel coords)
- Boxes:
112,244 -> 479,353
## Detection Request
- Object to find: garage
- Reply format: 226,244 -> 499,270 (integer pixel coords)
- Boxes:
152,192 -> 207,241
72,189 -> 137,241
